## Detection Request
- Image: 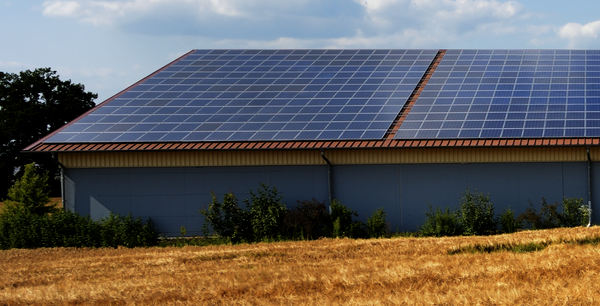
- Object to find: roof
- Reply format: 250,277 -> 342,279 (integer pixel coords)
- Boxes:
25,49 -> 600,153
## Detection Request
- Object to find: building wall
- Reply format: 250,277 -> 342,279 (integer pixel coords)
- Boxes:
64,162 -> 593,236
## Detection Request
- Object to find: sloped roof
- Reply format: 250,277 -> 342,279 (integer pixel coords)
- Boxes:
25,49 -> 600,152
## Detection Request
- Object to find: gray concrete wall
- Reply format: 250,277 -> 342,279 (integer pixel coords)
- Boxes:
64,162 -> 592,236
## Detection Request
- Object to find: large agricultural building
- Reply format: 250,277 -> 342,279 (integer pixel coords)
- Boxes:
25,49 -> 600,236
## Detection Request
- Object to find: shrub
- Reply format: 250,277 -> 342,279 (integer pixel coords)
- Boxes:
518,198 -> 563,229
499,207 -> 521,234
0,210 -> 157,250
561,197 -> 586,227
199,192 -> 251,243
245,184 -> 287,241
0,163 -> 157,250
98,213 -> 157,248
367,208 -> 388,238
518,197 -> 590,229
419,204 -> 461,237
282,199 -> 329,240
459,189 -> 497,236
580,204 -> 592,227
327,200 -> 367,238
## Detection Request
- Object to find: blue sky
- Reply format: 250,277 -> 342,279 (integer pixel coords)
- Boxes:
1,0 -> 600,103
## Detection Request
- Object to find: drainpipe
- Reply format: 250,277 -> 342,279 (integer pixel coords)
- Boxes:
51,153 -> 66,210
587,146 -> 592,227
320,149 -> 333,212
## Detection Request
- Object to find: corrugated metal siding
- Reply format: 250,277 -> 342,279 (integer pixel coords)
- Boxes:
59,150 -> 326,168
59,147 -> 590,168
328,147 -> 586,164
590,147 -> 600,161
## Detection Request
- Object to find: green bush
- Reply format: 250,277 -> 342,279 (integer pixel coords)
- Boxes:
0,163 -> 157,250
200,184 -> 287,243
245,184 -> 288,241
561,197 -> 587,227
459,189 -> 497,235
327,200 -> 367,238
518,197 -> 590,229
0,210 -> 157,249
499,207 -> 520,234
367,208 -> 388,238
282,199 -> 329,240
200,192 -> 252,243
419,204 -> 462,237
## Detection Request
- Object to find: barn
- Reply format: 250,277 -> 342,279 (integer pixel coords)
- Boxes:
24,49 -> 600,236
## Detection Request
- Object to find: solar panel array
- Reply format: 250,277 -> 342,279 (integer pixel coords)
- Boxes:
45,49 -> 437,143
395,50 -> 600,139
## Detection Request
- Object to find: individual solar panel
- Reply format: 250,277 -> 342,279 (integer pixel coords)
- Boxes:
395,49 -> 600,139
46,49 -> 437,142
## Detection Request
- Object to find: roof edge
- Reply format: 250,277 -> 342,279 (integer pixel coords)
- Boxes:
24,137 -> 600,153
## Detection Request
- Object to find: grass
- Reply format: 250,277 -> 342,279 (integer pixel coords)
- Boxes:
2,227 -> 600,304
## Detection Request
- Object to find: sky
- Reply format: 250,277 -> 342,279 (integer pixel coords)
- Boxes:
1,0 -> 600,103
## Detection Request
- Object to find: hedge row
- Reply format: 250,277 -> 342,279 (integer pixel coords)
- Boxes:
0,210 -> 157,249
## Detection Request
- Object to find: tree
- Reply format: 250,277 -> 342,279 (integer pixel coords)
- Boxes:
1,163 -> 58,216
0,68 -> 97,198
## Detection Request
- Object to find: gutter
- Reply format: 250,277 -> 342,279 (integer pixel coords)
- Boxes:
51,153 -> 66,210
320,149 -> 333,212
587,146 -> 592,227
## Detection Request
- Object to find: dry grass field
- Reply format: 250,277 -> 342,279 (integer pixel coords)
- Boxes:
2,227 -> 600,305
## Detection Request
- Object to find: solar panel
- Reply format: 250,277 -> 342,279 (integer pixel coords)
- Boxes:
46,49 -> 437,143
395,49 -> 600,139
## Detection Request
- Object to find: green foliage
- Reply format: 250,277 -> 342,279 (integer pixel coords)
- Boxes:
367,208 -> 388,238
282,199 -> 329,240
499,207 -> 521,234
0,210 -> 157,250
419,204 -> 462,237
517,197 -> 590,229
580,204 -> 592,227
199,192 -> 251,243
1,163 -> 58,216
1,68 -> 96,198
458,189 -> 497,236
327,200 -> 367,238
200,184 -> 288,243
0,164 -> 156,250
245,184 -> 287,240
97,213 -> 157,248
561,197 -> 586,227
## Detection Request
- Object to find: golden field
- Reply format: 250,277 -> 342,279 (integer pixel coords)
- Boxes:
2,227 -> 600,305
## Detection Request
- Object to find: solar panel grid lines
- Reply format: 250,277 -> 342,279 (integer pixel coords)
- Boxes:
45,49 -> 438,143
395,49 -> 600,140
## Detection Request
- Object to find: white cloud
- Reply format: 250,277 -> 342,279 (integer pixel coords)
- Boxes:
558,20 -> 600,48
40,0 -> 546,48
42,1 -> 81,17
559,20 -> 600,38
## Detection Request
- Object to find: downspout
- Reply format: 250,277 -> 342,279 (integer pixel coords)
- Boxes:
51,153 -> 66,211
587,146 -> 592,227
320,149 -> 333,212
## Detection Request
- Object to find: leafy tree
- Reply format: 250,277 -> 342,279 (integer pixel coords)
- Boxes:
0,68 -> 96,198
1,163 -> 58,216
